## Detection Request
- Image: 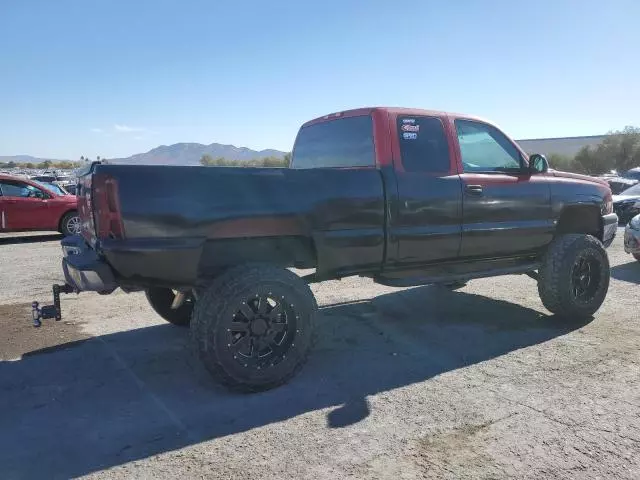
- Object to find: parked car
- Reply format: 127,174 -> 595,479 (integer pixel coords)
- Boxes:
31,173 -> 77,195
30,175 -> 57,183
603,176 -> 638,195
33,181 -> 70,196
0,174 -> 79,235
623,213 -> 640,262
623,167 -> 640,181
613,183 -> 640,224
48,107 -> 617,392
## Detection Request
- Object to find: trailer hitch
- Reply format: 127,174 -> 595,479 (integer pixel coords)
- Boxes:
31,284 -> 75,327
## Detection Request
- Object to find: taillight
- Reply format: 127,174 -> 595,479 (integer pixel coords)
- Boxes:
93,173 -> 125,240
602,191 -> 613,215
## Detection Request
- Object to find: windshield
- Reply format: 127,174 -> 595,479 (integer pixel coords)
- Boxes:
620,183 -> 640,196
33,180 -> 66,196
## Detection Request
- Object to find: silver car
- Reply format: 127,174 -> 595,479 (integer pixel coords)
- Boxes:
623,213 -> 640,262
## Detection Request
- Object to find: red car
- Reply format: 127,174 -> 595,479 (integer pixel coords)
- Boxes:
0,174 -> 79,236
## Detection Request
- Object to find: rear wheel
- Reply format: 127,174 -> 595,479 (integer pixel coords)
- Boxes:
538,234 -> 610,318
191,264 -> 316,392
145,287 -> 194,327
60,211 -> 81,236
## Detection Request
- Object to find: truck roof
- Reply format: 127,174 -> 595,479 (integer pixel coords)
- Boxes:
301,107 -> 491,128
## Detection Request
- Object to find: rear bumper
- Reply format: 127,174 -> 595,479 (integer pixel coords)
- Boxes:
61,235 -> 118,293
601,213 -> 618,247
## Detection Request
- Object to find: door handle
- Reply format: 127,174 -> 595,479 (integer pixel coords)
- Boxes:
465,185 -> 483,195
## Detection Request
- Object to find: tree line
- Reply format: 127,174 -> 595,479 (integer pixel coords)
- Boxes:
200,152 -> 291,168
0,155 -> 104,170
0,160 -> 81,170
546,126 -> 640,175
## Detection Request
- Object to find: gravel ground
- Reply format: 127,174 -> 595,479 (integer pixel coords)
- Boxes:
1,230 -> 639,479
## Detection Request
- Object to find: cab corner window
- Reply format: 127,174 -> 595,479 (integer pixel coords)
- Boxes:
291,115 -> 375,169
455,120 -> 521,173
397,116 -> 450,173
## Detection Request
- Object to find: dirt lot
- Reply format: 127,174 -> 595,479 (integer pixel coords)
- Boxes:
1,230 -> 639,479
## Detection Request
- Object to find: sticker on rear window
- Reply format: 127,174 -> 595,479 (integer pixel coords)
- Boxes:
402,118 -> 416,124
401,124 -> 420,132
403,132 -> 418,140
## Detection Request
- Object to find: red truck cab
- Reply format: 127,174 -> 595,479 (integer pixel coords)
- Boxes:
294,107 -> 615,266
0,174 -> 79,236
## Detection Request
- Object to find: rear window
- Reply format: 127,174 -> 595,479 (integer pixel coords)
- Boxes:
291,115 -> 375,169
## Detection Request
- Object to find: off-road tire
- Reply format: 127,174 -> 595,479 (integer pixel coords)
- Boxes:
538,234 -> 610,318
190,264 -> 317,392
60,211 -> 80,236
145,287 -> 194,327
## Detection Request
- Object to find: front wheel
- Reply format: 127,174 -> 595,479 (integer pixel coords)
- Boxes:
190,265 -> 317,392
538,234 -> 610,318
145,288 -> 194,327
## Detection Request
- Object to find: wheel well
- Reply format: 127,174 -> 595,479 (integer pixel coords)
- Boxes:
198,236 -> 317,276
58,209 -> 77,232
555,206 -> 602,240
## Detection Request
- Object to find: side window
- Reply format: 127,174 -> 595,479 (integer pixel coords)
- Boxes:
0,181 -> 29,197
397,116 -> 450,173
291,115 -> 375,169
0,181 -> 45,198
455,120 -> 522,173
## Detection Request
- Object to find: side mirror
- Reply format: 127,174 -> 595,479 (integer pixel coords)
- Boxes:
529,153 -> 549,174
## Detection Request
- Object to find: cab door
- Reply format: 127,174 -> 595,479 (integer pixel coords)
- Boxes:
454,119 -> 553,258
389,114 -> 463,265
0,180 -> 52,230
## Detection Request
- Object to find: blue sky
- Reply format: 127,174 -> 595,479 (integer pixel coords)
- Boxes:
1,0 -> 638,159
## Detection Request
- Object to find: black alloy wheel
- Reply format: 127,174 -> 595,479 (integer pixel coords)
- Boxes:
191,264 -> 316,392
537,234 -> 610,318
227,293 -> 296,369
570,256 -> 602,303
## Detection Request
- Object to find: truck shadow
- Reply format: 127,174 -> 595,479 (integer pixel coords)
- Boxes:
0,233 -> 63,245
610,261 -> 640,284
0,286 -> 591,479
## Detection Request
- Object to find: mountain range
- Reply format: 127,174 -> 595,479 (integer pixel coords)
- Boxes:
1,143 -> 287,167
111,142 -> 287,165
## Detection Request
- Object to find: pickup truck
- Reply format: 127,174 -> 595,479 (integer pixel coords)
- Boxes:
51,107 -> 618,392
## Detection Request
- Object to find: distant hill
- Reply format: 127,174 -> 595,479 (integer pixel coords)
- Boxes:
111,143 -> 286,165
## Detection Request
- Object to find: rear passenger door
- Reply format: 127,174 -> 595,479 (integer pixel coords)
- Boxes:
391,115 -> 463,265
455,119 -> 552,258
